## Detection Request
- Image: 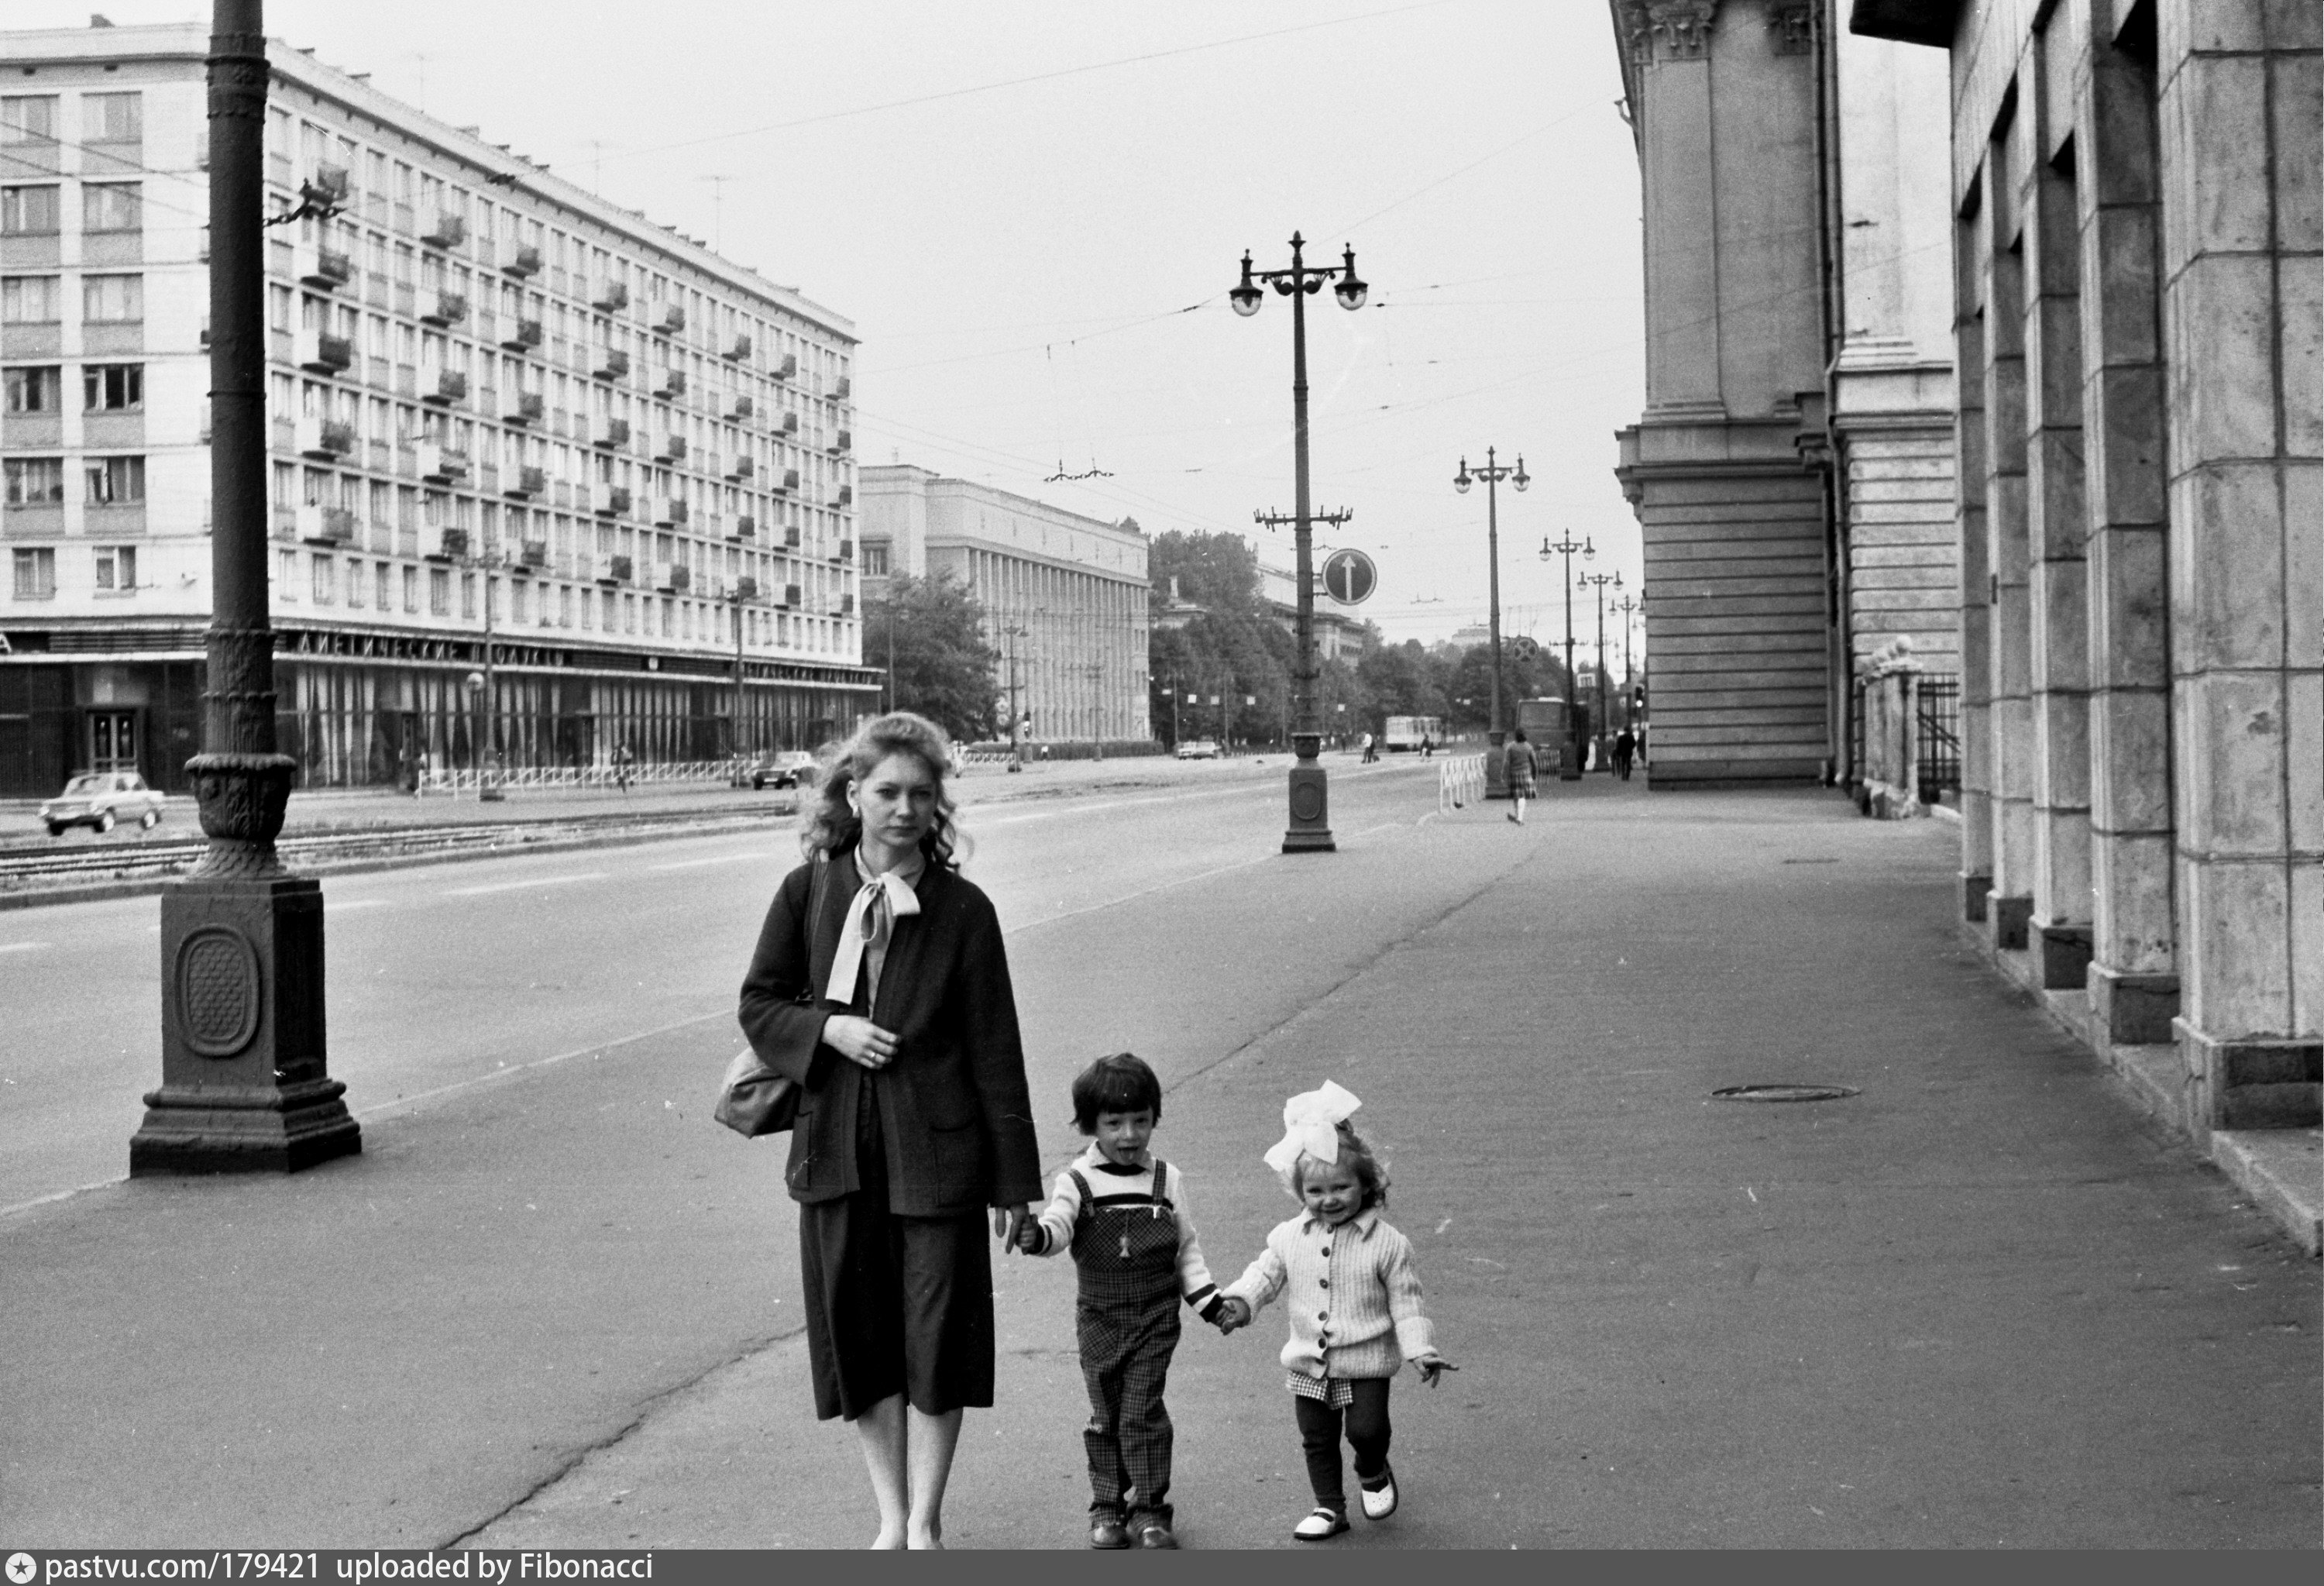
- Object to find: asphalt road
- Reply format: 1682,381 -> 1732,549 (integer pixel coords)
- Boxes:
3,761 -> 2315,1549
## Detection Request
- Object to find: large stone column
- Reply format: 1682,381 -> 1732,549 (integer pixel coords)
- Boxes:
2022,101 -> 2095,991
1955,219 -> 1995,919
1979,145 -> 2037,952
2158,0 -> 2322,1134
2079,12 -> 2181,1045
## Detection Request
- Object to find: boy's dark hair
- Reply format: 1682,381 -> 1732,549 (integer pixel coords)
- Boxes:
1071,1052 -> 1162,1133
1291,1120 -> 1390,1211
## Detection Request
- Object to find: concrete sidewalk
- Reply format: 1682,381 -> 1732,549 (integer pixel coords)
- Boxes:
3,781 -> 2315,1548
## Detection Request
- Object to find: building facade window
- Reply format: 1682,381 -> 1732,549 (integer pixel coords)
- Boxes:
1,95 -> 59,147
311,553 -> 334,604
82,363 -> 142,411
83,92 -> 142,144
81,182 -> 141,232
4,366 -> 61,413
4,456 -> 64,504
429,567 -> 449,615
1,275 -> 60,322
403,565 -> 419,613
12,546 -> 57,598
81,274 -> 143,323
1,184 -> 60,235
84,456 -> 144,504
94,544 -> 136,590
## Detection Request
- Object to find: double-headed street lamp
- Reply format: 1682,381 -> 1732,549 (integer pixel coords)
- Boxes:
455,544 -> 515,801
1230,232 -> 1367,854
1614,591 -> 1641,730
1539,530 -> 1593,777
1583,569 -> 1622,770
1452,448 -> 1528,783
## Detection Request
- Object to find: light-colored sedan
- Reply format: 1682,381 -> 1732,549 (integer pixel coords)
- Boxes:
1174,738 -> 1222,760
39,772 -> 165,837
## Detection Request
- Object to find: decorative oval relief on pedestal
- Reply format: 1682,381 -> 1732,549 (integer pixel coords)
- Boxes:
1291,781 -> 1325,822
177,926 -> 262,1058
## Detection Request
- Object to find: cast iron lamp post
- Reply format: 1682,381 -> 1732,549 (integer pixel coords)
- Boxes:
1229,232 -> 1367,853
133,0 -> 359,1174
1584,569 -> 1621,771
1614,591 -> 1640,731
1453,447 -> 1527,795
453,546 -> 512,800
1538,530 -> 1593,779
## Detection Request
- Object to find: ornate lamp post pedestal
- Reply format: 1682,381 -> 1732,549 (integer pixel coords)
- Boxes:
132,1 -> 356,1175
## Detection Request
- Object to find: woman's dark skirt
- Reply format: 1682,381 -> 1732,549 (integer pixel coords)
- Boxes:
799,1085 -> 994,1421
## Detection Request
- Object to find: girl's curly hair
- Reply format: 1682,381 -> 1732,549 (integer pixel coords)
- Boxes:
1291,1120 -> 1390,1212
799,711 -> 966,867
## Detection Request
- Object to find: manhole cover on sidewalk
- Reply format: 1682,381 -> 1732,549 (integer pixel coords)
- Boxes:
1712,1083 -> 1861,1103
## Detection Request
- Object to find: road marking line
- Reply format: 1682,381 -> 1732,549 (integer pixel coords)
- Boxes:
1008,852 -> 1277,936
330,898 -> 391,911
355,1007 -> 731,1123
1346,821 -> 1403,839
442,872 -> 607,897
0,941 -> 50,954
648,853 -> 764,871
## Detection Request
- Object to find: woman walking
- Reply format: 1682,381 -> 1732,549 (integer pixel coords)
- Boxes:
738,711 -> 1043,1549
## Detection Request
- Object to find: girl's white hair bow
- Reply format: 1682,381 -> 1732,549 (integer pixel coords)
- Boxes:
1262,1079 -> 1363,1187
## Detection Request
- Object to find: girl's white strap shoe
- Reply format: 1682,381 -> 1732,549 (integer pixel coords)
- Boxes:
1293,1507 -> 1350,1541
1359,1466 -> 1399,1519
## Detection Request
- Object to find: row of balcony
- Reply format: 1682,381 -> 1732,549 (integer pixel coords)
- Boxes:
292,412 -> 819,497
292,329 -> 827,439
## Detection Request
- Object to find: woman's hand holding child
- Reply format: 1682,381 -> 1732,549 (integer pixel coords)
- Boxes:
1212,1296 -> 1252,1335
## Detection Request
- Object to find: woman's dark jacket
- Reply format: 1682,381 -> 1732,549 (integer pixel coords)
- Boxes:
737,853 -> 1043,1216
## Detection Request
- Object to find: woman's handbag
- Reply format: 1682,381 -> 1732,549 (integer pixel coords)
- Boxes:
714,850 -> 829,1139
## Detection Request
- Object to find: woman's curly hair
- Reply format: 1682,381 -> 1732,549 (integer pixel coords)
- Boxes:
799,710 -> 966,867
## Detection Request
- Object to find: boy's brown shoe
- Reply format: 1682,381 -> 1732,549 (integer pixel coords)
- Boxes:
1136,1522 -> 1180,1549
1088,1516 -> 1132,1550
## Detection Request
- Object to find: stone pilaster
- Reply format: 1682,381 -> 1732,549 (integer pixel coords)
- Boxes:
2080,12 -> 2181,1043
2158,0 -> 2322,1134
1955,217 -> 1995,919
1980,151 -> 2037,952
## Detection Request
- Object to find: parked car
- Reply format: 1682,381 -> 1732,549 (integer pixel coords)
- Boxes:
40,772 -> 165,836
1174,738 -> 1222,761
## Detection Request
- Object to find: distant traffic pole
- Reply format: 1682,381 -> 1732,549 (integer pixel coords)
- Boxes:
1539,530 -> 1594,779
1585,570 -> 1621,772
133,0 -> 359,1175
1231,233 -> 1367,854
1454,448 -> 1528,794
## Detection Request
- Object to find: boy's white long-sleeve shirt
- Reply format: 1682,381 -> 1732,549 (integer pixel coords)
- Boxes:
1223,1208 -> 1437,1381
1024,1144 -> 1222,1315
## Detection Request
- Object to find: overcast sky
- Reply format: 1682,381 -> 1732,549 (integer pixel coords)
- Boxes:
27,0 -> 1648,651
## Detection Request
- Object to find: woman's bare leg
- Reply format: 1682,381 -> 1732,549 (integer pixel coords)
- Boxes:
905,1405 -> 964,1549
851,1395 -> 910,1549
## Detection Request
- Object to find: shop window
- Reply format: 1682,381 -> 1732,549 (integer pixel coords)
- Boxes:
10,546 -> 56,599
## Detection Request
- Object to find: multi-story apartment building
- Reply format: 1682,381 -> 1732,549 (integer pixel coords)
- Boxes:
0,22 -> 877,796
859,465 -> 1150,744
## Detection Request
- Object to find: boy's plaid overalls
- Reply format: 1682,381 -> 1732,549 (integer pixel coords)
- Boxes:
1070,1159 -> 1183,1526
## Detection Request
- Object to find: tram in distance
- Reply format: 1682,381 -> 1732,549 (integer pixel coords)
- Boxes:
1381,715 -> 1446,752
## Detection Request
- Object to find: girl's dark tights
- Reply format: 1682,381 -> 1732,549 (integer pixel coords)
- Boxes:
1294,1380 -> 1392,1512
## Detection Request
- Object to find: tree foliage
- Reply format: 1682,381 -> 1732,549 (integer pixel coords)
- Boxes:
861,571 -> 1001,744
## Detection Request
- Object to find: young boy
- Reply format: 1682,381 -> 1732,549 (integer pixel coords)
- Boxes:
1017,1052 -> 1226,1550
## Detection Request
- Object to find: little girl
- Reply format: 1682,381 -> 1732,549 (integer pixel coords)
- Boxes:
1217,1082 -> 1455,1541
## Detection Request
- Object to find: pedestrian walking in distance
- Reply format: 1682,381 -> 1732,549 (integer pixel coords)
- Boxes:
1215,1082 -> 1456,1542
1612,725 -> 1636,781
1503,728 -> 1538,824
737,710 -> 1042,1550
1016,1053 -> 1229,1550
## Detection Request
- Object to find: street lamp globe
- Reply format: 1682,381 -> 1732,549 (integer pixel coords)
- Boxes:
1453,459 -> 1472,494
1583,538 -> 1597,562
464,670 -> 485,693
1332,246 -> 1367,311
1512,457 -> 1531,492
1229,253 -> 1264,317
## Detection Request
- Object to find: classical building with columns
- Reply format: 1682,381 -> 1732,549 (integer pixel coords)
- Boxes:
1852,0 -> 2319,1214
1610,0 -> 1960,787
858,465 -> 1150,743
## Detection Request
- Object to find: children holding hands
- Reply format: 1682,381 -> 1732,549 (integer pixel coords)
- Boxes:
1025,1065 -> 1452,1549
